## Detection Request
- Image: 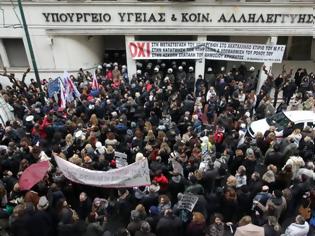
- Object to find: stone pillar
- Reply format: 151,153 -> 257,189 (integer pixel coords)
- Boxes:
125,35 -> 137,81
195,35 -> 207,82
311,37 -> 315,62
0,39 -> 10,67
284,36 -> 293,60
256,36 -> 278,94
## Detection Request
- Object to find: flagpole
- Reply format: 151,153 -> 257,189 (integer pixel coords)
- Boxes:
17,0 -> 45,103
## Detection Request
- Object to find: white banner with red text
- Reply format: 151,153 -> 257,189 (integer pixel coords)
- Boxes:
55,156 -> 151,188
128,41 -> 285,63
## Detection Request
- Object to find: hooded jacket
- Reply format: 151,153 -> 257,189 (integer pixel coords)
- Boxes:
282,222 -> 309,236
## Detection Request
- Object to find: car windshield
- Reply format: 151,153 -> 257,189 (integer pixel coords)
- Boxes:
266,111 -> 291,129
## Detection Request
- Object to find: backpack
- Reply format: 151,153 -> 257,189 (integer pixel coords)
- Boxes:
214,130 -> 224,144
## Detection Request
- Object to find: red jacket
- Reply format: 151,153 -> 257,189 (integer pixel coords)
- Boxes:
153,174 -> 169,191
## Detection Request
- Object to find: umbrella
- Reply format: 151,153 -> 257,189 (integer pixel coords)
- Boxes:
19,161 -> 50,191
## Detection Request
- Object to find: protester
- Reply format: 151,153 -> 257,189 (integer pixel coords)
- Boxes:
0,61 -> 313,236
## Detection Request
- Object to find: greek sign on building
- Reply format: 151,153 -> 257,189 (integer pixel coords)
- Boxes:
2,4 -> 309,35
129,41 -> 286,63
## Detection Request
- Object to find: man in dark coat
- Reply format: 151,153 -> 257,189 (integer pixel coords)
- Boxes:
156,209 -> 182,236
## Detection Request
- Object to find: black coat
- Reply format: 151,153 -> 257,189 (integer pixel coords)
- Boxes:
156,215 -> 183,236
57,222 -> 86,236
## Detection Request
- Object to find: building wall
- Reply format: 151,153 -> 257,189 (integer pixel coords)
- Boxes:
0,1 -> 313,83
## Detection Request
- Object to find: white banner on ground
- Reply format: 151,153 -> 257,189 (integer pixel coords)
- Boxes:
54,156 -> 151,188
129,41 -> 285,63
177,194 -> 199,212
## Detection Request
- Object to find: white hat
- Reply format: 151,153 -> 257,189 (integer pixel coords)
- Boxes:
25,115 -> 34,122
97,65 -> 102,69
75,130 -> 83,138
122,65 -> 127,69
245,111 -> 250,117
262,185 -> 269,191
95,141 -> 102,148
154,67 -> 159,72
37,196 -> 49,210
113,62 -> 118,66
200,136 -> 209,143
240,123 -> 246,129
208,67 -> 212,72
189,66 -> 194,71
221,66 -> 225,72
135,152 -> 145,162
249,66 -> 255,71
167,68 -> 173,73
178,66 -> 183,70
136,70 -> 142,74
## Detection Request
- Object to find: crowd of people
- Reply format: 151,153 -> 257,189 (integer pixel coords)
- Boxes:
0,60 -> 314,236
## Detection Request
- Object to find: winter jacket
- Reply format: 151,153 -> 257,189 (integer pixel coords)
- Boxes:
257,196 -> 287,221
282,222 -> 309,236
235,223 -> 264,236
156,215 -> 183,236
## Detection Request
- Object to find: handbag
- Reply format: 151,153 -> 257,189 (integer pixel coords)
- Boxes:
298,200 -> 311,220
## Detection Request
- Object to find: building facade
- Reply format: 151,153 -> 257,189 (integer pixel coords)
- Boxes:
0,0 -> 314,85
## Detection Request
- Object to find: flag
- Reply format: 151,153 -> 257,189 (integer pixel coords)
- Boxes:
47,77 -> 61,98
62,71 -> 81,102
92,72 -> 99,90
59,78 -> 66,109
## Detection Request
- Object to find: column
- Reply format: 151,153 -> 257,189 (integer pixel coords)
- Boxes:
256,36 -> 278,94
284,36 -> 293,60
0,39 -> 10,67
125,35 -> 137,81
311,37 -> 315,62
195,35 -> 207,81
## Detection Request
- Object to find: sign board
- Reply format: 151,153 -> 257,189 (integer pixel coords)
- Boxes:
129,41 -> 285,63
177,194 -> 199,212
54,156 -> 151,188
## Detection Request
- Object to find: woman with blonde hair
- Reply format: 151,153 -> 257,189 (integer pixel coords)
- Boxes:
89,114 -> 99,127
186,212 -> 206,236
63,133 -> 74,158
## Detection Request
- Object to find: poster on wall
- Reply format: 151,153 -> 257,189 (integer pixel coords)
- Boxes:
129,41 -> 285,63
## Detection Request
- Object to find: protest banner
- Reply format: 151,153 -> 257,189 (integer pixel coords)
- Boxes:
54,156 -> 151,188
129,41 -> 285,63
177,194 -> 199,212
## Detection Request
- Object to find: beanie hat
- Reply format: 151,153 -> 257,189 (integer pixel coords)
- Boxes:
149,206 -> 159,216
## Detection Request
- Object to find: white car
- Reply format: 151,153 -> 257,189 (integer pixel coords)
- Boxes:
247,111 -> 315,138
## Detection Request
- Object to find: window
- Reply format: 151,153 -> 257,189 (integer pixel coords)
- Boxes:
266,111 -> 291,129
293,122 -> 304,130
306,122 -> 314,128
2,38 -> 29,68
288,37 -> 312,60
